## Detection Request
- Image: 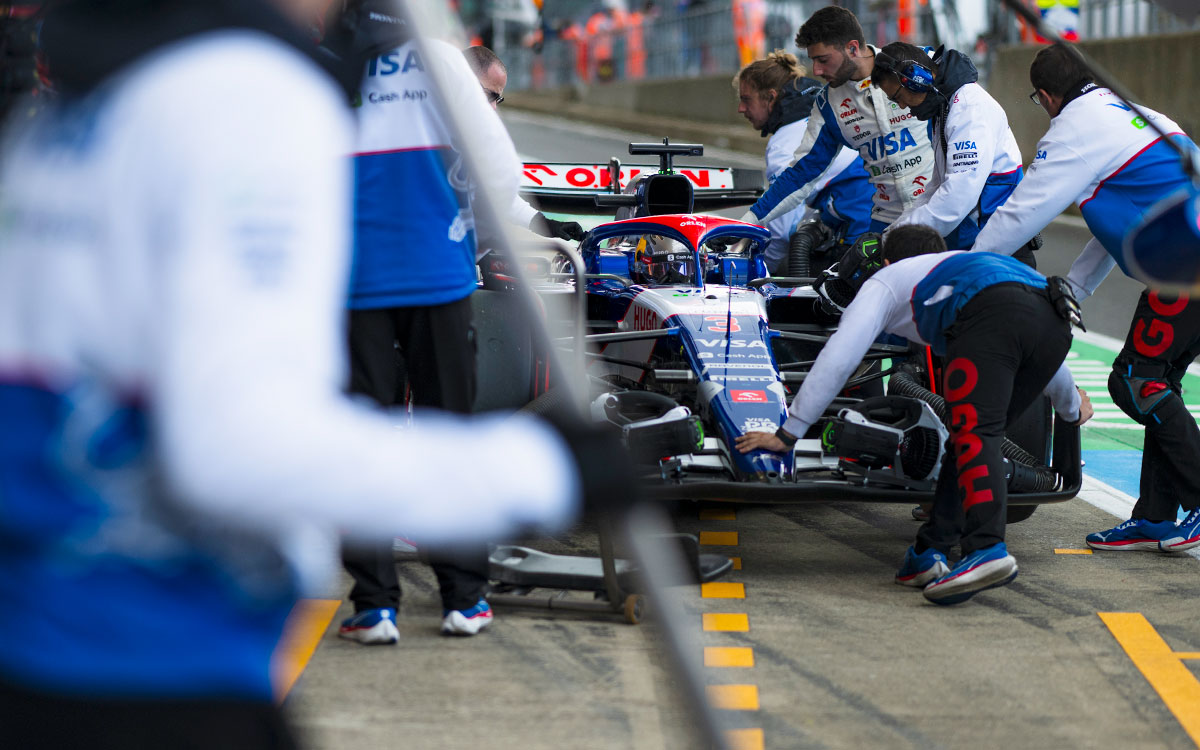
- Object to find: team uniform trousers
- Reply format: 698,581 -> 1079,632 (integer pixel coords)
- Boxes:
341,297 -> 490,612
1114,290 -> 1200,522
0,678 -> 297,750
917,283 -> 1072,555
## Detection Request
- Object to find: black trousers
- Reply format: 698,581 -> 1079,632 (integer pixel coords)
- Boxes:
341,297 -> 490,613
917,284 -> 1072,556
0,679 -> 297,750
1111,289 -> 1200,522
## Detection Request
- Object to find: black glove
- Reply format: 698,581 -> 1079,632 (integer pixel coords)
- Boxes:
1012,232 -> 1042,269
538,411 -> 642,519
530,212 -> 585,242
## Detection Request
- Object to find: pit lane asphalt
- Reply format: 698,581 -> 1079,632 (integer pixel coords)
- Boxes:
283,111 -> 1200,750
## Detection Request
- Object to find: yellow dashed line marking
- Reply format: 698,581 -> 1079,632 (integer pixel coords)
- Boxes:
702,582 -> 746,599
1100,612 -> 1200,746
707,684 -> 760,710
699,530 -> 739,546
705,646 -> 755,668
703,613 -> 750,631
725,728 -> 765,750
1054,548 -> 1094,554
272,598 -> 340,701
696,508 -> 758,745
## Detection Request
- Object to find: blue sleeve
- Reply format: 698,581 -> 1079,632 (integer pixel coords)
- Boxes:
749,116 -> 844,220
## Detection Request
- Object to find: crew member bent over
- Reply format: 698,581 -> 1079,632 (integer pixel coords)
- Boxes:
737,225 -> 1093,605
738,7 -> 935,239
970,45 -> 1200,552
870,42 -> 1031,263
732,50 -> 873,273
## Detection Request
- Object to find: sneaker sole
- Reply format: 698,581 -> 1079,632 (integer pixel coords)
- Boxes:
1085,538 -> 1164,551
924,556 -> 1018,606
1160,534 -> 1200,552
338,620 -> 399,645
895,561 -> 949,588
441,613 -> 493,637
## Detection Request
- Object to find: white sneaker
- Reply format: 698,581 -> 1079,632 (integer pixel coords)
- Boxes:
338,608 -> 399,644
441,599 -> 493,636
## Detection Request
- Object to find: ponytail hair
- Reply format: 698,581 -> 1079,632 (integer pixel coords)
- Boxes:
733,49 -> 806,96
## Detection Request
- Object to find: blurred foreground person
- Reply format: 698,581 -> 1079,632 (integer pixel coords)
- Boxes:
0,0 -> 607,747
970,45 -> 1200,553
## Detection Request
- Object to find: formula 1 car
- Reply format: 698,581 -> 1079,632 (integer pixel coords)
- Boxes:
479,140 -> 1081,517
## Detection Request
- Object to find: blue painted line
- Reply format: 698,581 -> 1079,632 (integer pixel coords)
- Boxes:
1082,449 -> 1189,522
1082,450 -> 1141,498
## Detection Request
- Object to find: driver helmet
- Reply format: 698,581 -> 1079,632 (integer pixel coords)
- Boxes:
631,234 -> 696,285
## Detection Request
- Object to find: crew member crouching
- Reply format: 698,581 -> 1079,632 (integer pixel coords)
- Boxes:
736,225 -> 1093,604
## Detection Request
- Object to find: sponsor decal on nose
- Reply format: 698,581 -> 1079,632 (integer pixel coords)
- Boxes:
731,390 -> 767,403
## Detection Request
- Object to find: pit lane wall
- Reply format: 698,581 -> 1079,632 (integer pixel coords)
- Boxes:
506,31 -> 1200,165
505,74 -> 767,155
987,33 -> 1199,165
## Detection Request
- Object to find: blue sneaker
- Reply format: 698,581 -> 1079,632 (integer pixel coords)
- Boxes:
923,543 -> 1018,606
895,545 -> 950,587
441,598 -> 493,636
1086,518 -> 1178,551
338,607 -> 399,645
1160,509 -> 1200,552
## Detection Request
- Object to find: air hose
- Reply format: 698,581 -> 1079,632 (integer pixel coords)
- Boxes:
786,222 -> 831,277
887,369 -> 1058,492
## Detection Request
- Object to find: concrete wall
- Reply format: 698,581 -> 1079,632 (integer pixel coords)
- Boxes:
508,32 -> 1200,165
989,32 -> 1200,167
581,74 -> 749,127
506,73 -> 766,153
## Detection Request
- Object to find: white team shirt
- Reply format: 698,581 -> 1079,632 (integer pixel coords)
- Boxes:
0,32 -> 577,588
888,82 -> 1023,237
971,88 -> 1188,298
780,252 -> 1081,438
763,117 -> 862,268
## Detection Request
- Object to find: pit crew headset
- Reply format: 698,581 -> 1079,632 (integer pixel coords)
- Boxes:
872,47 -> 946,122
872,49 -> 935,94
813,232 -> 883,311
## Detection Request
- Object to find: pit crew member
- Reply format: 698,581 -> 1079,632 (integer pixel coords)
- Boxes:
345,10 -> 521,640
736,226 -> 1092,605
970,44 -> 1200,553
738,7 -> 935,237
0,0 -> 610,745
733,50 -> 873,273
463,44 -> 584,242
871,43 -> 1034,266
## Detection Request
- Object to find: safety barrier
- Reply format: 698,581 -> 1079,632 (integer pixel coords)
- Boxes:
502,0 -> 945,93
1080,0 -> 1198,39
503,5 -> 738,92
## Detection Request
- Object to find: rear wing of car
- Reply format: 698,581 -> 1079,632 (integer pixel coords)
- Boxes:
520,161 -> 764,214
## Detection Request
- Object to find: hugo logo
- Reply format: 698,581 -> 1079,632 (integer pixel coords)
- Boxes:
944,357 -> 992,511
